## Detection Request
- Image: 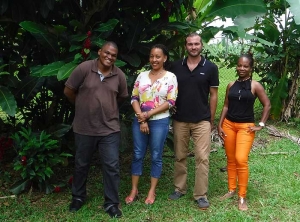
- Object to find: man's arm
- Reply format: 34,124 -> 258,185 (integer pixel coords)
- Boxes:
209,87 -> 218,127
64,86 -> 77,104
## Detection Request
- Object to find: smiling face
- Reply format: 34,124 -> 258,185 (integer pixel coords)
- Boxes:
149,47 -> 167,71
185,35 -> 203,57
98,43 -> 118,68
236,57 -> 253,79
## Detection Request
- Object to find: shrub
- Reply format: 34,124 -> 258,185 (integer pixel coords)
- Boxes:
10,127 -> 72,194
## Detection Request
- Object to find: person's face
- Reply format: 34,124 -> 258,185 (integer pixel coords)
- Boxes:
236,57 -> 252,78
98,44 -> 118,68
185,35 -> 202,57
149,48 -> 167,71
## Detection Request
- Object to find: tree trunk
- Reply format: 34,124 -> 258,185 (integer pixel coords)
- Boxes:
282,59 -> 300,121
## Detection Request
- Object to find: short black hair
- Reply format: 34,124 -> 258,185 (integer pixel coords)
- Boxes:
102,41 -> 118,50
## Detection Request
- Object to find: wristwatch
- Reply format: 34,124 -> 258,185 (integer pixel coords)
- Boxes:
258,122 -> 265,127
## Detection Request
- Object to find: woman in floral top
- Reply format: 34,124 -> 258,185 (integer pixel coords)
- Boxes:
125,44 -> 178,205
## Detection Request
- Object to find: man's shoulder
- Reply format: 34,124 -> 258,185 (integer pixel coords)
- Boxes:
203,58 -> 218,68
169,59 -> 185,72
171,59 -> 184,66
112,65 -> 126,76
78,59 -> 97,70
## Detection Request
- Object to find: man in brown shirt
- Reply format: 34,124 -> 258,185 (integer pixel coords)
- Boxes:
64,41 -> 128,218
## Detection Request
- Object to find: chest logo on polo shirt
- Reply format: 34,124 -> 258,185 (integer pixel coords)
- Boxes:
199,72 -> 205,75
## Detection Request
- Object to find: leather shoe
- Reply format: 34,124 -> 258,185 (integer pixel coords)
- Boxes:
106,205 -> 122,218
69,199 -> 84,212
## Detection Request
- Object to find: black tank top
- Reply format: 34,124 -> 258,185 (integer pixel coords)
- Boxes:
226,78 -> 256,123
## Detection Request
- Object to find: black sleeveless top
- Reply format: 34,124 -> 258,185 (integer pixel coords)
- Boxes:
226,78 -> 256,123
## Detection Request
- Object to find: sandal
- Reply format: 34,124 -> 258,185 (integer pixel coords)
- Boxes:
145,193 -> 156,205
125,190 -> 138,204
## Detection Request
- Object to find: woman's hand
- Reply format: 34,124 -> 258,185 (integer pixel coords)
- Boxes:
248,125 -> 263,132
218,126 -> 226,141
140,122 -> 149,134
136,112 -> 149,123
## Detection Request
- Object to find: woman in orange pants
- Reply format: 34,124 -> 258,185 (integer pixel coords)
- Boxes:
218,52 -> 271,211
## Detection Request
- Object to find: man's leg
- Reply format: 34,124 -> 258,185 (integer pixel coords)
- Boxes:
191,121 -> 211,208
172,120 -> 190,195
70,133 -> 96,211
98,132 -> 121,212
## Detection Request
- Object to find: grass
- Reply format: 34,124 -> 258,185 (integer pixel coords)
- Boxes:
0,122 -> 300,221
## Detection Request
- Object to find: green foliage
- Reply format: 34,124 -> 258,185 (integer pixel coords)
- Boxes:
251,1 -> 300,120
0,86 -> 17,116
10,127 -> 72,194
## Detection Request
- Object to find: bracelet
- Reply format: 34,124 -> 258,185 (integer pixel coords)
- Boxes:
139,121 -> 146,124
143,112 -> 148,118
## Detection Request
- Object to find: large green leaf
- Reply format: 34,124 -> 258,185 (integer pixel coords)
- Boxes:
270,75 -> 289,119
115,59 -> 127,68
92,38 -> 106,48
19,21 -> 47,33
9,178 -> 31,195
57,62 -> 77,81
48,124 -> 72,138
286,0 -> 300,25
206,0 -> 267,29
0,86 -> 17,116
69,34 -> 87,42
19,21 -> 58,52
234,11 -> 266,30
16,76 -> 45,103
0,64 -> 9,75
30,65 -> 44,77
166,21 -> 192,30
243,33 -> 275,47
121,53 -> 141,68
94,19 -> 119,32
194,0 -> 217,21
40,61 -> 65,77
207,0 -> 266,18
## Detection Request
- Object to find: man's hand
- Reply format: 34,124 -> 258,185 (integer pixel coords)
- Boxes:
170,105 -> 177,115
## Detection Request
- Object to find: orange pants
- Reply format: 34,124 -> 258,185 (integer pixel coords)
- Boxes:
222,118 -> 255,198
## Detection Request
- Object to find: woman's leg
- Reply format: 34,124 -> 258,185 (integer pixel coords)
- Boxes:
235,122 -> 255,198
146,118 -> 169,203
126,118 -> 148,203
222,119 -> 238,192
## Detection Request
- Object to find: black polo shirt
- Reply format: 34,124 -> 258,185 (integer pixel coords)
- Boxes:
169,56 -> 219,123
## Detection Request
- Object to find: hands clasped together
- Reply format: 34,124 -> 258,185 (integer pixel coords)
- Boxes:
136,112 -> 150,134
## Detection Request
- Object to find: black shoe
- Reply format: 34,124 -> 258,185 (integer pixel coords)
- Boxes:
106,205 -> 122,218
196,197 -> 210,210
220,166 -> 227,172
69,199 -> 84,212
169,191 -> 185,200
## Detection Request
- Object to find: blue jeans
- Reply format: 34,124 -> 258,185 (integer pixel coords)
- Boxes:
72,132 -> 120,209
131,117 -> 169,178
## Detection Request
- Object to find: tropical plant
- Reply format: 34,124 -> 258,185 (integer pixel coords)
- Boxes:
252,0 -> 300,120
189,0 -> 300,121
10,127 -> 72,194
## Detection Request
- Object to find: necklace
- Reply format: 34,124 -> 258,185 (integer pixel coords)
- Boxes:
237,77 -> 251,82
150,70 -> 164,76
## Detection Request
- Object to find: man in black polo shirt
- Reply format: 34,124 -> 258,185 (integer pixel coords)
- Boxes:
168,33 -> 219,210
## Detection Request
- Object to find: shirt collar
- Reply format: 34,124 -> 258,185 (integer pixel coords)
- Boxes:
91,58 -> 117,75
181,55 -> 206,67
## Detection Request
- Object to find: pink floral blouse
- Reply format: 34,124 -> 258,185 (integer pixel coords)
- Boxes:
131,70 -> 178,120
